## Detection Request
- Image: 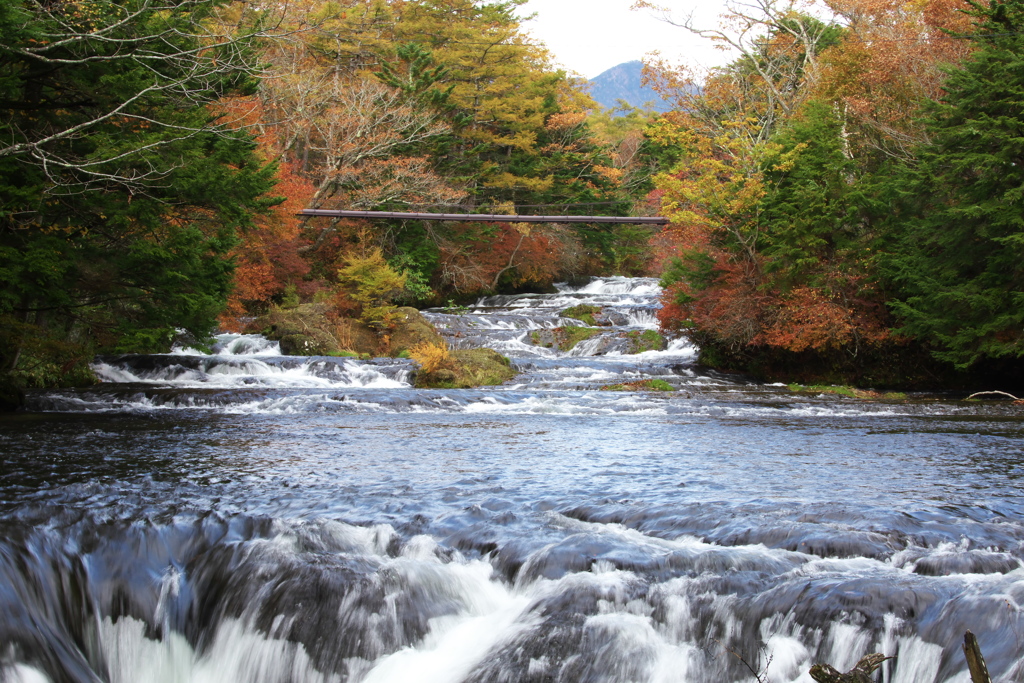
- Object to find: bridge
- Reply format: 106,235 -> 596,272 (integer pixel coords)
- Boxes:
298,209 -> 668,225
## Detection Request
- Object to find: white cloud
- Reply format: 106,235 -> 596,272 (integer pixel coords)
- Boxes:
516,0 -> 737,79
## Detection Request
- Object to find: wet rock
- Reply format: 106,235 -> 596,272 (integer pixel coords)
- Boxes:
912,550 -> 1021,576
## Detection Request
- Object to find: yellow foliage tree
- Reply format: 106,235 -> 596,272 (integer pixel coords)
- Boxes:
336,249 -> 408,330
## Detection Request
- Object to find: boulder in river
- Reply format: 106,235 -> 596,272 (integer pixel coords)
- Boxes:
528,327 -> 666,354
387,307 -> 445,354
530,327 -> 602,352
0,381 -> 25,412
249,304 -> 443,357
413,347 -> 516,389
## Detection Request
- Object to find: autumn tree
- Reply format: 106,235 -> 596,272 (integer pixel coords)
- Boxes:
819,0 -> 975,159
646,0 -> 919,380
238,0 -> 638,305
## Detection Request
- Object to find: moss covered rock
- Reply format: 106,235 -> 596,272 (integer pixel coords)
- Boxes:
414,348 -> 516,388
560,304 -> 607,326
252,303 -> 341,355
530,326 -> 603,352
387,307 -> 445,355
624,330 -> 666,354
279,333 -> 336,356
251,304 -> 444,358
600,379 -> 675,392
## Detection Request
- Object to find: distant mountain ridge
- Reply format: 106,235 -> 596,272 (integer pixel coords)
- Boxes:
587,61 -> 670,113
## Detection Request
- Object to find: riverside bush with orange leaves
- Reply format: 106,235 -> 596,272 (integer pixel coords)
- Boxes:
408,341 -> 453,374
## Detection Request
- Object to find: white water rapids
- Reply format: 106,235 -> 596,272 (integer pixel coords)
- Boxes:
2,277 -> 1023,683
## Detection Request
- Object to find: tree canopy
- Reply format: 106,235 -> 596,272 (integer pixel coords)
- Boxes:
647,0 -> 1024,386
881,0 -> 1024,367
0,0 -> 277,392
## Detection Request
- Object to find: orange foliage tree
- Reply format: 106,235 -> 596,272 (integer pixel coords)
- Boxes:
819,0 -> 975,158
219,161 -> 318,330
645,3 -> 909,359
437,222 -> 575,294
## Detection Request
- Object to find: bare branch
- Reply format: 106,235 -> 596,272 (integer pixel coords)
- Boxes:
0,0 -> 294,192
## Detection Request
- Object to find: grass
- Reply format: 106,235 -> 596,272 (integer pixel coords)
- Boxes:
787,383 -> 907,400
600,379 -> 675,392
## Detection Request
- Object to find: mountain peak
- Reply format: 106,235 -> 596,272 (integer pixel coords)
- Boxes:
588,61 -> 669,113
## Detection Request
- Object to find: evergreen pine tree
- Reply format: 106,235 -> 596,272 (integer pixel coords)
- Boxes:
884,0 -> 1024,367
0,0 -> 277,394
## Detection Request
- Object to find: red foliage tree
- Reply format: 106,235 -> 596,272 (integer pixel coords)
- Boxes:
220,161 -> 316,329
437,222 -> 570,294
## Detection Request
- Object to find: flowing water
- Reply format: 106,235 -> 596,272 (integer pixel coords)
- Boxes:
2,277 -> 1023,683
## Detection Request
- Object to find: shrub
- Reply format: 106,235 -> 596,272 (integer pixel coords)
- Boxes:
409,341 -> 453,374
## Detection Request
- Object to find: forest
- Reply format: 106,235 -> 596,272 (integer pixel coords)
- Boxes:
648,0 -> 1024,388
1,0 -> 1022,403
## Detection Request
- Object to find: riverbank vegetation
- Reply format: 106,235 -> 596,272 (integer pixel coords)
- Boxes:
3,0 -> 1023,401
646,0 -> 1024,391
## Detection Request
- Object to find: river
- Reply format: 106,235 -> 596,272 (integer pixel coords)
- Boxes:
1,277 -> 1022,683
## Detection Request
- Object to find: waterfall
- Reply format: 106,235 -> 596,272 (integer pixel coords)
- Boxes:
5,277 -> 1023,683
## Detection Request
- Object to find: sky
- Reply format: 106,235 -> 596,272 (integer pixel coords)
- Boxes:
516,0 -> 737,79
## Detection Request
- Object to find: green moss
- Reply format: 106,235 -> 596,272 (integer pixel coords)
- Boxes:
326,350 -> 368,359
560,326 -> 601,350
530,326 -> 602,352
600,379 -> 675,392
560,304 -> 603,326
624,329 -> 665,354
787,384 -> 906,400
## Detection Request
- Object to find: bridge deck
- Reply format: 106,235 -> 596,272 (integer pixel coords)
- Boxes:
298,209 -> 668,225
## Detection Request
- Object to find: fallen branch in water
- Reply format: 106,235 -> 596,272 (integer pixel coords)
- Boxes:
963,631 -> 992,683
715,639 -> 773,683
809,653 -> 892,683
966,390 -> 1021,401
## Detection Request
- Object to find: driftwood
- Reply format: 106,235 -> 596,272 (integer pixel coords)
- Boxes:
966,390 -> 1021,401
963,631 -> 992,683
809,631 -> 992,683
810,653 -> 892,683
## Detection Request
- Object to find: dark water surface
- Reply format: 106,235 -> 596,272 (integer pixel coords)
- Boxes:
2,278 -> 1023,683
